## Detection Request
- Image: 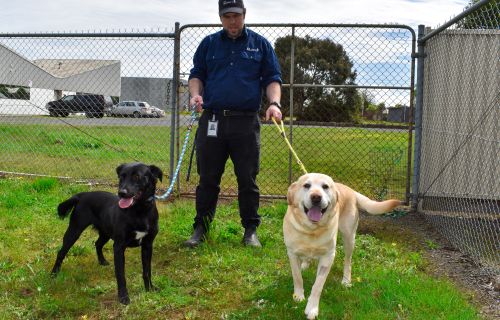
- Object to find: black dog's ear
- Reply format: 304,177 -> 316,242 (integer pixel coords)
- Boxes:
116,163 -> 126,176
149,165 -> 163,182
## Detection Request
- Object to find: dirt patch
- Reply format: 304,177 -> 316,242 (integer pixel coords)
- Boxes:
359,212 -> 500,320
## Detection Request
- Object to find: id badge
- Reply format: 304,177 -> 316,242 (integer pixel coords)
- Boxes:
207,120 -> 218,137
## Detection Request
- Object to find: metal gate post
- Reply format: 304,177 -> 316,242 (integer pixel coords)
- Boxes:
412,24 -> 426,211
288,26 -> 296,184
170,22 -> 180,190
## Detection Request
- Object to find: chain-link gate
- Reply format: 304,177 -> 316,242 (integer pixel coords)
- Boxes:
0,32 -> 176,182
175,24 -> 415,202
414,0 -> 499,275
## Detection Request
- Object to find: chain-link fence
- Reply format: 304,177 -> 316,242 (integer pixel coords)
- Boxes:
0,32 -> 176,182
176,24 -> 415,201
0,24 -> 415,203
414,0 -> 499,275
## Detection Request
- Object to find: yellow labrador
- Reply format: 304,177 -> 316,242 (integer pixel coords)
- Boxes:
283,173 -> 401,319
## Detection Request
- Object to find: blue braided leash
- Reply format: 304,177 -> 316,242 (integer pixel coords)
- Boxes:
156,108 -> 198,201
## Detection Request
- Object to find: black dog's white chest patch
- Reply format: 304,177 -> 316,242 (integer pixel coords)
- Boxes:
134,231 -> 148,244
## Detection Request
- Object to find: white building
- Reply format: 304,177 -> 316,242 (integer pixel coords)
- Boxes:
0,43 -> 120,115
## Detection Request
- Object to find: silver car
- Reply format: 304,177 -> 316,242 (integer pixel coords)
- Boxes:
108,101 -> 154,118
150,106 -> 166,118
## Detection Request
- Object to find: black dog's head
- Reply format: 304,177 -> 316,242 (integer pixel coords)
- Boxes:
115,162 -> 163,209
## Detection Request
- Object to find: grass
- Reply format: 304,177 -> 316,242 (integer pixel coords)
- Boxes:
0,122 -> 410,200
0,176 -> 480,319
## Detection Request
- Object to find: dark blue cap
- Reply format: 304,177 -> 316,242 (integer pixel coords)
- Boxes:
219,0 -> 245,15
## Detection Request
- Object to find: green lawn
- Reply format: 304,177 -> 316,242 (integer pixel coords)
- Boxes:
0,122 -> 410,201
0,177 -> 480,319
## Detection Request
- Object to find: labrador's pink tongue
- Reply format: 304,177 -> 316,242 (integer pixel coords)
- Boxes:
307,206 -> 322,222
119,197 -> 134,209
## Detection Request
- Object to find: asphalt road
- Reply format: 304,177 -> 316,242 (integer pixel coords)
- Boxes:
0,114 -> 186,127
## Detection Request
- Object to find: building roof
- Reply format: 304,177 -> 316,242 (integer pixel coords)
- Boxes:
32,59 -> 119,78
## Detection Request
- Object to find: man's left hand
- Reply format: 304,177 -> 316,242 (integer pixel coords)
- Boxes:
266,105 -> 282,121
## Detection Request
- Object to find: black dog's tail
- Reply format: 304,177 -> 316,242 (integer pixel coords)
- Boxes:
57,195 -> 80,219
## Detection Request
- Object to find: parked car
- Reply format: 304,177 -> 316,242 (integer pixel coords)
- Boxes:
107,101 -> 154,118
46,94 -> 113,118
150,106 -> 166,118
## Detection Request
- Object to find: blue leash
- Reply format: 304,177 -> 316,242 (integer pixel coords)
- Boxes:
156,107 -> 199,200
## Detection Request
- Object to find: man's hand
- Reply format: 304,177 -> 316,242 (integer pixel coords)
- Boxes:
189,95 -> 203,113
266,105 -> 282,121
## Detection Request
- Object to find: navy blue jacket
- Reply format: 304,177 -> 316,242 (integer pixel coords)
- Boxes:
189,26 -> 282,112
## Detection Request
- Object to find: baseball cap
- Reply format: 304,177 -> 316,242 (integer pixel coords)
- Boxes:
219,0 -> 245,15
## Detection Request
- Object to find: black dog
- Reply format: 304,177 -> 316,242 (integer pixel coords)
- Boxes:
51,162 -> 163,304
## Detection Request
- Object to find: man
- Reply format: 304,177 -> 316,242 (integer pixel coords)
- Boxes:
184,0 -> 282,248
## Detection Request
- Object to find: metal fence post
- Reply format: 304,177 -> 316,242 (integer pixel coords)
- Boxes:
412,24 -> 425,212
170,22 -> 180,190
288,26 -> 296,184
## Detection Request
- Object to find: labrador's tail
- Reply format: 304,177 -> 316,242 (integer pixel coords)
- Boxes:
355,192 -> 401,215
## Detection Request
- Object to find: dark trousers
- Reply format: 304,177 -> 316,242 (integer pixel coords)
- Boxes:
194,110 -> 261,230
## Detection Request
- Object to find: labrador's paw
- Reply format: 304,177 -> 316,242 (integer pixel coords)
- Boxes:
293,292 -> 305,302
305,306 -> 319,319
341,278 -> 352,287
305,298 -> 319,319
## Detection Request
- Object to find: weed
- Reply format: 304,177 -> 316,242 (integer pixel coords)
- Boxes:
31,178 -> 59,193
425,239 -> 439,250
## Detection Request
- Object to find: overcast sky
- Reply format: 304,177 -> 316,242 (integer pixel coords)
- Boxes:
1,0 -> 469,33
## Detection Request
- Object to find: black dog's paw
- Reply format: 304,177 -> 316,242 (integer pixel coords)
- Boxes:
98,260 -> 110,266
50,266 -> 60,277
119,295 -> 130,305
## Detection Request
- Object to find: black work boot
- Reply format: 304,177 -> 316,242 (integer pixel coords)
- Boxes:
183,224 -> 208,248
243,227 -> 262,248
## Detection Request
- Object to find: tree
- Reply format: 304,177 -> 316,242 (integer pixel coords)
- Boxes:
360,90 -> 378,117
457,0 -> 499,29
274,35 -> 358,122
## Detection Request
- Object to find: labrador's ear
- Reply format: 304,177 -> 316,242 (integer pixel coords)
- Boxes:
287,182 -> 298,205
149,165 -> 163,182
334,189 -> 340,208
116,163 -> 126,177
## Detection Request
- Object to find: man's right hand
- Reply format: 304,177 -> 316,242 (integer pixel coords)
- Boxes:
190,95 -> 203,113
